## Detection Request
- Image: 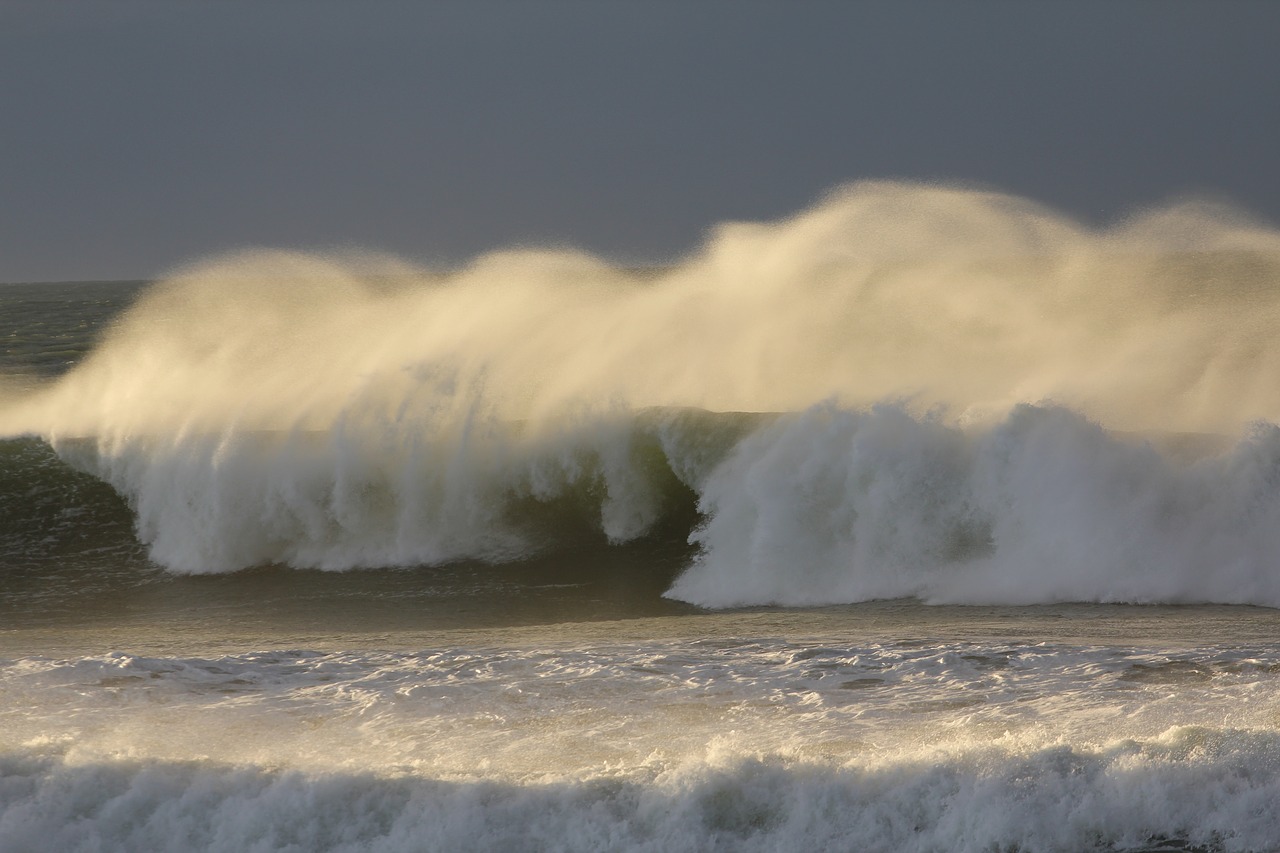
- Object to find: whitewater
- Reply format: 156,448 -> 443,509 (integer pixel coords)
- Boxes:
5,182 -> 1280,851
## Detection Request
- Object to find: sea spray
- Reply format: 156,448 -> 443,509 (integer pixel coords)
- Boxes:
6,181 -> 1280,442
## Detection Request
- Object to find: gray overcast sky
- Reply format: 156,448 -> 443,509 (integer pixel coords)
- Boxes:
2,0 -> 1278,282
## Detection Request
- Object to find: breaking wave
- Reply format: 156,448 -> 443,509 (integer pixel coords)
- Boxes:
3,181 -> 1280,607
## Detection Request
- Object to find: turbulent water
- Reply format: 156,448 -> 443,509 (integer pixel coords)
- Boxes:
5,183 -> 1280,851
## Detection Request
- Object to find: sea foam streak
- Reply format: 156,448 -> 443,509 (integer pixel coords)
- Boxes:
3,182 -> 1280,605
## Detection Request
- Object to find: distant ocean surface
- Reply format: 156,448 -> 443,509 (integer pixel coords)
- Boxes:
5,185 -> 1280,851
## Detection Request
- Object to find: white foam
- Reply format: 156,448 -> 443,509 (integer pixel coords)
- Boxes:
671,403 -> 1280,608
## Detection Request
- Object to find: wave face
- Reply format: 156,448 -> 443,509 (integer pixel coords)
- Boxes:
41,408 -> 751,574
3,181 -> 1280,606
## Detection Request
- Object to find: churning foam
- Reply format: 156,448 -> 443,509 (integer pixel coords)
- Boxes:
671,403 -> 1280,607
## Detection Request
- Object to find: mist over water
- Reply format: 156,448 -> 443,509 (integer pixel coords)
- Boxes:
8,180 -> 1280,437
3,181 -> 1280,605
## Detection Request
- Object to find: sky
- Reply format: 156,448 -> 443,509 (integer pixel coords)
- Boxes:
1,0 -> 1278,283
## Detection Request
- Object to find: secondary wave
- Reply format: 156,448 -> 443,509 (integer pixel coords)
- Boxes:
7,642 -> 1280,852
7,735 -> 1280,853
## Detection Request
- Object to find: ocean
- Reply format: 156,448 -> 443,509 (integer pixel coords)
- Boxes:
4,183 -> 1280,851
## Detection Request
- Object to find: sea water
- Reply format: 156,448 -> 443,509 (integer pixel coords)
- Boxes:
5,183 -> 1280,851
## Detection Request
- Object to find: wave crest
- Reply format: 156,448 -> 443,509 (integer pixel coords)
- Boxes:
5,182 -> 1280,604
